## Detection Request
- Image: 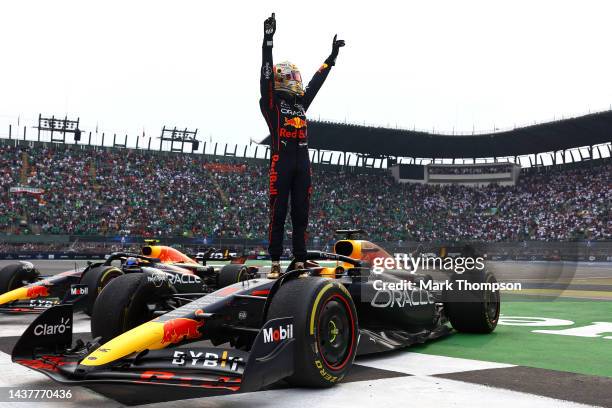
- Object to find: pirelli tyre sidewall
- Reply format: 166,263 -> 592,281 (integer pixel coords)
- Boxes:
217,264 -> 249,288
0,263 -> 39,294
444,269 -> 501,333
91,273 -> 175,343
267,278 -> 358,388
79,265 -> 124,316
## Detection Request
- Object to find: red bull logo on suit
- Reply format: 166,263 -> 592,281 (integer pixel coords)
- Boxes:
284,116 -> 307,129
279,116 -> 307,139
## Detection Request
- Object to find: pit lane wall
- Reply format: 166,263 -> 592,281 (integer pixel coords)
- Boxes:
0,252 -> 107,261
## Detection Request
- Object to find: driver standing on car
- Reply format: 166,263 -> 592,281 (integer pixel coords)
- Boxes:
260,13 -> 345,278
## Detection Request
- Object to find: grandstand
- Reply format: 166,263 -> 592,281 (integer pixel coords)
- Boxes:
0,139 -> 609,247
0,110 -> 610,257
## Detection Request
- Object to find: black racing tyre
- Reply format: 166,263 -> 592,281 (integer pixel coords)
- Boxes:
79,265 -> 124,316
0,263 -> 39,294
91,273 -> 175,343
267,278 -> 358,388
217,264 -> 249,288
444,270 -> 500,333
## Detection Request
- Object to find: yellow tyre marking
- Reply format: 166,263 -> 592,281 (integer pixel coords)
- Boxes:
98,267 -> 122,293
338,283 -> 351,297
236,268 -> 244,283
100,267 -> 121,282
309,283 -> 334,335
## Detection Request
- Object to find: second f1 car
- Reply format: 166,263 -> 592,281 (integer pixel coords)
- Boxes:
0,244 -> 251,315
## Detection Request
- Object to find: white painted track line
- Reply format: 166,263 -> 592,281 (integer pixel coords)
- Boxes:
356,351 -> 515,376
0,348 -> 600,408
145,375 -> 598,408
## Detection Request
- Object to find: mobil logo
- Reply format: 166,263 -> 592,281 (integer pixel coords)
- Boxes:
263,323 -> 293,344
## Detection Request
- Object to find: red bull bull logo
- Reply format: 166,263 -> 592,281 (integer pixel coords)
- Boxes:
284,116 -> 307,129
279,116 -> 307,139
26,285 -> 50,299
161,318 -> 204,344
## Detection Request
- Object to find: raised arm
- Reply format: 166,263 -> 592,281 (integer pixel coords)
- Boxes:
260,13 -> 276,110
302,34 -> 346,111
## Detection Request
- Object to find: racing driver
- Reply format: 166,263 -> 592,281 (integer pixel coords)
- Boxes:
260,13 -> 345,278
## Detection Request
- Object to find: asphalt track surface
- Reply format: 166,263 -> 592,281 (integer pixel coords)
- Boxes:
0,260 -> 610,407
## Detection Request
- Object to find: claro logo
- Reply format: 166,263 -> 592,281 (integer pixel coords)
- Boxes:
34,317 -> 71,336
263,324 -> 293,344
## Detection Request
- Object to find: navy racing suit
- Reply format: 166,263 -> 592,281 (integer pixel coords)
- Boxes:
259,37 -> 336,262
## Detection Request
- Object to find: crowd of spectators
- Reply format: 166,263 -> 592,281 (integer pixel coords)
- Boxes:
0,143 -> 609,243
0,241 -> 136,254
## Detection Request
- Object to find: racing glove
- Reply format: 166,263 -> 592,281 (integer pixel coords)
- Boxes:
326,34 -> 345,66
263,13 -> 276,46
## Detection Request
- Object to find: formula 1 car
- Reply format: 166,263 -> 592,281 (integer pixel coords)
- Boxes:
12,230 -> 500,398
0,244 -> 250,315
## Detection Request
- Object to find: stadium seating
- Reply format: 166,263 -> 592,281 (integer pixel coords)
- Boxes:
0,143 -> 609,243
